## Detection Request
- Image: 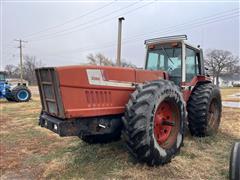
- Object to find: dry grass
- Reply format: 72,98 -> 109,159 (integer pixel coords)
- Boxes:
220,87 -> 240,102
0,93 -> 240,179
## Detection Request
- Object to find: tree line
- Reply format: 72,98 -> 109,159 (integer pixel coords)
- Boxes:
4,55 -> 44,85
4,49 -> 239,86
205,49 -> 239,86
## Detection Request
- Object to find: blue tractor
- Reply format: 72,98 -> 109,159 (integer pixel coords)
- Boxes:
0,71 -> 31,102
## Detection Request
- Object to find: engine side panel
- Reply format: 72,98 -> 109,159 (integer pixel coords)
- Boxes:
56,66 -> 165,118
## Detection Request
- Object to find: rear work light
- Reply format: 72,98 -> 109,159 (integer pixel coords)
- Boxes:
53,124 -> 58,131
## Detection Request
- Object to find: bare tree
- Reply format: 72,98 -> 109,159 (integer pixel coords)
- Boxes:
87,53 -> 114,66
232,65 -> 240,74
22,55 -> 44,85
4,55 -> 44,85
121,60 -> 137,68
4,64 -> 18,78
86,53 -> 136,68
205,49 -> 238,86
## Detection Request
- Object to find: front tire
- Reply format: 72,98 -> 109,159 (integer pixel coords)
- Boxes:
6,97 -> 15,102
5,89 -> 15,102
187,83 -> 222,137
122,80 -> 186,166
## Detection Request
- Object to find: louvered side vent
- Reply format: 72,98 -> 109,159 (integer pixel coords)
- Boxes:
85,90 -> 112,107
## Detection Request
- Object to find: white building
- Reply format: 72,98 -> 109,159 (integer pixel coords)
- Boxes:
217,74 -> 240,87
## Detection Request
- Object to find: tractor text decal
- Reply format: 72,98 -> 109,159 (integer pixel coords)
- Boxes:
86,69 -> 134,88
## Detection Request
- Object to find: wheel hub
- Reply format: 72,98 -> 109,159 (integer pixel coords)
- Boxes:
207,99 -> 220,131
17,90 -> 29,101
154,101 -> 179,148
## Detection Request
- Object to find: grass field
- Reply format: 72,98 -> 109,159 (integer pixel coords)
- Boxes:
0,88 -> 240,179
220,87 -> 240,102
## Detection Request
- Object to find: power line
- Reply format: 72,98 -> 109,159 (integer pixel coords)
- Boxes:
29,5 -> 238,43
124,15 -> 239,48
30,12 -> 238,66
80,13 -> 239,52
27,1 -> 141,40
120,13 -> 239,47
123,8 -> 239,43
23,1 -> 115,39
28,1 -> 152,41
36,13 -> 238,59
40,14 -> 237,56
42,9 -> 239,55
123,10 -> 239,44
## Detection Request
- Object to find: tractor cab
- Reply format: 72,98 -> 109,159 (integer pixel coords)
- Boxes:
145,35 -> 205,86
0,71 -> 6,82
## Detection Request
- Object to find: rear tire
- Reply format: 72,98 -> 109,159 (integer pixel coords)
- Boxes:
187,83 -> 222,137
229,142 -> 240,180
122,80 -> 186,166
11,85 -> 31,102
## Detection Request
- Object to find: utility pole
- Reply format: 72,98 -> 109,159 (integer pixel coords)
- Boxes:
116,17 -> 125,66
14,39 -> 27,84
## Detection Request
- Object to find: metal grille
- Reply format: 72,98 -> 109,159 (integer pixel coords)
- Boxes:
35,68 -> 65,118
85,90 -> 112,107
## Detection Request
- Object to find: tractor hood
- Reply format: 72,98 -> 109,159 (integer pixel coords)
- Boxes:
56,65 -> 166,89
36,65 -> 167,119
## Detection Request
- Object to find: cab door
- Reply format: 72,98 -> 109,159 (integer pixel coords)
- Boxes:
185,46 -> 201,82
182,46 -> 201,101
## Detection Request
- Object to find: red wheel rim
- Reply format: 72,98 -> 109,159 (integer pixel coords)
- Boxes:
154,100 -> 180,149
207,99 -> 220,132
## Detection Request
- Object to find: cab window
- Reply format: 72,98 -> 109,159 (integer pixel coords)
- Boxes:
146,47 -> 182,84
147,52 -> 159,70
186,47 -> 200,82
0,73 -> 6,81
146,48 -> 181,73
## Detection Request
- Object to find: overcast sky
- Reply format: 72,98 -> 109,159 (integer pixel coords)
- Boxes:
1,0 -> 239,69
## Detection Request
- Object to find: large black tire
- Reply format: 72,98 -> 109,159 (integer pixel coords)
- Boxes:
11,85 -> 31,102
80,131 -> 121,144
122,80 -> 186,166
5,89 -> 15,102
6,97 -> 15,102
229,142 -> 240,180
187,83 -> 222,137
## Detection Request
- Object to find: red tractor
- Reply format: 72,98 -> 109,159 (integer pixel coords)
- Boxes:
36,35 -> 222,166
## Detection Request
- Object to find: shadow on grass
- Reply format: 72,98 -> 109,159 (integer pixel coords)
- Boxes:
0,100 -> 14,104
45,128 -> 240,179
45,138 -> 138,179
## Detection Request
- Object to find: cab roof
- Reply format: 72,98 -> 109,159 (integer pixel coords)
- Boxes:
145,34 -> 201,51
144,35 -> 187,45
